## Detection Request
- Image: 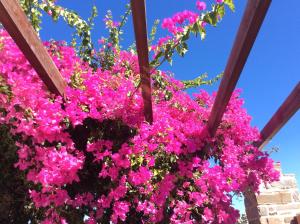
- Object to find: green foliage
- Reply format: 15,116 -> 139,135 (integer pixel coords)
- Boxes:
98,4 -> 132,71
19,0 -> 43,33
38,2 -> 98,67
182,72 -> 223,89
149,19 -> 160,47
17,0 -> 235,91
0,74 -> 12,99
203,1 -> 235,26
152,151 -> 178,183
116,4 -> 131,48
152,71 -> 174,101
19,0 -> 98,67
150,2 -> 234,70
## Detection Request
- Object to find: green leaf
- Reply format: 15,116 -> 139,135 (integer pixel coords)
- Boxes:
200,25 -> 206,40
192,22 -> 201,34
203,10 -> 218,26
181,30 -> 190,41
224,0 -> 235,11
166,56 -> 173,66
217,4 -> 225,20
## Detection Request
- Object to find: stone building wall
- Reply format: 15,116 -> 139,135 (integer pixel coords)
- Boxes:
245,163 -> 300,224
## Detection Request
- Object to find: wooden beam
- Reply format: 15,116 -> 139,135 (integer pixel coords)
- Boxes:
296,215 -> 300,224
206,0 -> 271,137
131,0 -> 153,124
0,0 -> 66,96
257,82 -> 300,149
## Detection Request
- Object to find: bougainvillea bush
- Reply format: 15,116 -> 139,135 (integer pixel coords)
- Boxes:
0,0 -> 279,223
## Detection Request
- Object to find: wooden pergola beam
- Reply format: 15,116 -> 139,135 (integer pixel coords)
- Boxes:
296,215 -> 300,224
0,0 -> 66,96
206,0 -> 271,137
131,0 -> 153,124
257,82 -> 300,149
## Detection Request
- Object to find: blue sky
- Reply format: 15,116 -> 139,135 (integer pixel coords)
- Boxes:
39,0 -> 300,214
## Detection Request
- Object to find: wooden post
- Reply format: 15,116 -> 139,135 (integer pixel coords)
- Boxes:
0,0 -> 66,96
296,215 -> 300,224
257,82 -> 300,149
206,0 -> 271,137
131,0 -> 153,124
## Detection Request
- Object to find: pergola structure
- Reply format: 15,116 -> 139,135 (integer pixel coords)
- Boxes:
1,0 -> 298,147
0,0 -> 299,221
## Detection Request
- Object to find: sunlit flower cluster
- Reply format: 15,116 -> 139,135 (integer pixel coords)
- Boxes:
0,27 -> 279,223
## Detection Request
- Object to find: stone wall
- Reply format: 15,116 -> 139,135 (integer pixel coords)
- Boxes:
245,163 -> 300,224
